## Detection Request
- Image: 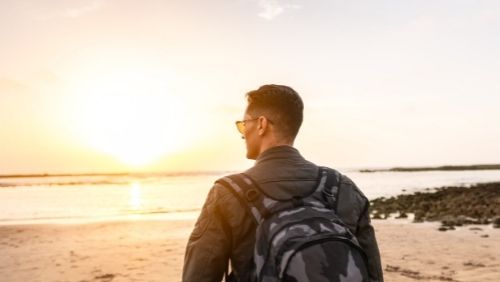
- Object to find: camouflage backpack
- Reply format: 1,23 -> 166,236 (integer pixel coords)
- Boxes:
217,167 -> 369,282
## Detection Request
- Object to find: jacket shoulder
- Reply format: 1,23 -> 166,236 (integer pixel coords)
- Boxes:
339,174 -> 368,203
322,167 -> 367,197
319,168 -> 369,232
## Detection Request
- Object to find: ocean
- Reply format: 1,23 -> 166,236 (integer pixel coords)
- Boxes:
1,169 -> 499,225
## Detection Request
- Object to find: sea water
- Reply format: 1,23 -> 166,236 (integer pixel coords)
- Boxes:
1,169 -> 499,225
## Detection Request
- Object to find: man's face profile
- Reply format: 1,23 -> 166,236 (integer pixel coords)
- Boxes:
242,109 -> 259,160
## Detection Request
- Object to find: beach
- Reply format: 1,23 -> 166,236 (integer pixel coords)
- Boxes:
1,218 -> 499,282
2,172 -> 499,281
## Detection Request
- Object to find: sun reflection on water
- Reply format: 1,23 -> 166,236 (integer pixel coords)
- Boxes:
129,181 -> 142,210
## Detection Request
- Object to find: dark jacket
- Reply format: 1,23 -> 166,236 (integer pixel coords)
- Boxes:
183,146 -> 384,282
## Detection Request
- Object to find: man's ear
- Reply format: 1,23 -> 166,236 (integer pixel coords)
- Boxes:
257,116 -> 268,136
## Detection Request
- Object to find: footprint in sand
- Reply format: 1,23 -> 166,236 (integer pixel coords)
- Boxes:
463,261 -> 485,267
94,273 -> 115,282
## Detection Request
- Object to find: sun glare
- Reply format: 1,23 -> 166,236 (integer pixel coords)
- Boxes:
129,181 -> 142,210
65,63 -> 193,167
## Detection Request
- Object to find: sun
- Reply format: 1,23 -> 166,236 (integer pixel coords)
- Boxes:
65,64 -> 192,167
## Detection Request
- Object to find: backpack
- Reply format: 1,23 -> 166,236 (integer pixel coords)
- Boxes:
216,167 -> 369,282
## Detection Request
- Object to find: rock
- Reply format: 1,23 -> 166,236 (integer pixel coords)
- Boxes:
455,215 -> 466,226
441,216 -> 458,227
438,226 -> 448,232
369,182 -> 500,227
438,224 -> 455,232
396,212 -> 408,219
480,218 -> 490,224
492,216 -> 500,228
413,211 -> 425,223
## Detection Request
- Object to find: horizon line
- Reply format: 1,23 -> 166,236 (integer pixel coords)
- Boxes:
2,163 -> 500,179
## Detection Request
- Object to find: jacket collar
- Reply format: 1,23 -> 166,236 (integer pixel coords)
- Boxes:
254,145 -> 303,165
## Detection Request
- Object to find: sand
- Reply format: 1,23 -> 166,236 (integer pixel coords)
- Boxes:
0,219 -> 499,282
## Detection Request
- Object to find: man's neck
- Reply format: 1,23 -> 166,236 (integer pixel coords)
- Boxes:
257,139 -> 294,158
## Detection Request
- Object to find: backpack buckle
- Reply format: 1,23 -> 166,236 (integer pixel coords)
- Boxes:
245,189 -> 259,202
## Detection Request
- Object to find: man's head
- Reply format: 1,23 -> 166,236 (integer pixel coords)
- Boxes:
238,84 -> 304,159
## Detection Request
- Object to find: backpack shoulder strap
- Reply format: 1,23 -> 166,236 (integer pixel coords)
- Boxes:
215,173 -> 271,224
320,167 -> 342,212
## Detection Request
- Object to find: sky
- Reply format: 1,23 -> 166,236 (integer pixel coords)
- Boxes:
1,0 -> 499,174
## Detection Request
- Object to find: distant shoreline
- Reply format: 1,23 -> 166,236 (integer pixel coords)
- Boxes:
360,164 -> 500,173
0,170 -> 229,179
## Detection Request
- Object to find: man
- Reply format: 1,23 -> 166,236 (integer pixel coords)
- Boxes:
183,84 -> 383,282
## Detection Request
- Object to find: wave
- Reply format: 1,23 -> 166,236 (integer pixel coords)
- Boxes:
0,208 -> 202,224
0,180 -> 130,188
0,170 -> 231,188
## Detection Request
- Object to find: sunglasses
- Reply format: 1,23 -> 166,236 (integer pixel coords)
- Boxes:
235,117 -> 273,134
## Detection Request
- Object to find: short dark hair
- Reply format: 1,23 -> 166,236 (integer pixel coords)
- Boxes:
246,84 -> 304,141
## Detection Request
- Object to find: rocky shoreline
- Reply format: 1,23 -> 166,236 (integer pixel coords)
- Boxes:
360,164 -> 500,173
369,182 -> 500,231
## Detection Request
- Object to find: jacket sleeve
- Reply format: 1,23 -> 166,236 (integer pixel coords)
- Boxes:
356,200 -> 384,282
182,185 -> 232,282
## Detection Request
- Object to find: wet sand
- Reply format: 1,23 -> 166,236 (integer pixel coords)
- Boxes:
0,219 -> 499,282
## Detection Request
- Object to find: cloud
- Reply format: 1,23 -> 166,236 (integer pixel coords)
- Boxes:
62,1 -> 104,18
32,1 -> 105,20
257,0 -> 301,20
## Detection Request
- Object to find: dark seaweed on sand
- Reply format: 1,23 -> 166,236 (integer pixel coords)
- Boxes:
369,182 -> 500,229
